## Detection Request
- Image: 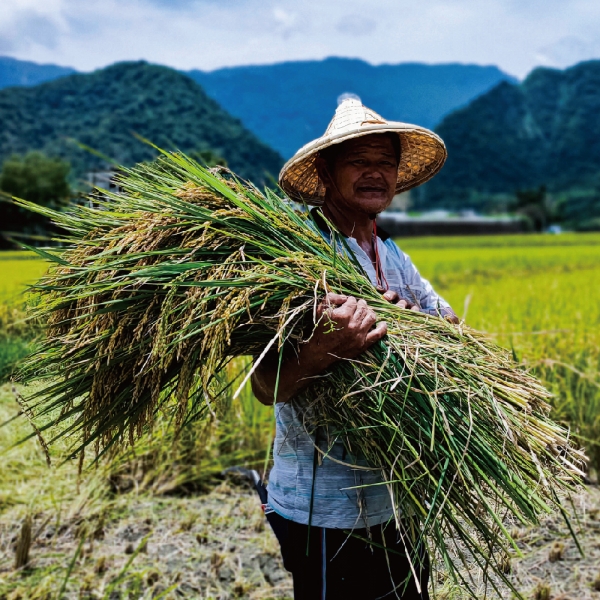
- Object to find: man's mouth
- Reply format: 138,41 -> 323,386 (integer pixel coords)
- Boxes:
357,185 -> 387,193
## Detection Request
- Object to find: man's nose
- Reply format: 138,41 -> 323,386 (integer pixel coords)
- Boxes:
362,165 -> 385,178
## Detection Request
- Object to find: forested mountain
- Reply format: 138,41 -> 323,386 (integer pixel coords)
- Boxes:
0,61 -> 283,184
0,56 -> 514,162
188,58 -> 515,158
0,56 -> 75,89
5,56 -> 597,227
419,60 -> 600,227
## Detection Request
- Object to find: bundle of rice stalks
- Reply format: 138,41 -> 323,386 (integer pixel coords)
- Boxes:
16,152 -> 585,597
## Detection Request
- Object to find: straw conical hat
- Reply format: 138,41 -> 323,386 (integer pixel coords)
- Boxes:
279,97 -> 447,204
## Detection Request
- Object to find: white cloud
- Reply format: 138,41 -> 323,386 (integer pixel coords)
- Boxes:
0,0 -> 67,55
0,11 -> 60,53
0,0 -> 599,77
536,36 -> 600,68
336,15 -> 377,36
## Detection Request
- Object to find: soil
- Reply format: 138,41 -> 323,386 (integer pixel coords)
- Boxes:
0,480 -> 293,599
497,485 -> 600,600
0,481 -> 599,599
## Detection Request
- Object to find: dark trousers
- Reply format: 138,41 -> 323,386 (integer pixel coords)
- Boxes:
268,512 -> 430,600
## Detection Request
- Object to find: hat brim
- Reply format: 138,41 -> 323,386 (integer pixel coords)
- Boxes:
279,122 -> 447,205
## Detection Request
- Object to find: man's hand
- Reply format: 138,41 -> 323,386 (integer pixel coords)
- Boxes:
251,292 -> 386,405
379,287 -> 460,323
309,292 -> 387,364
379,288 -> 420,311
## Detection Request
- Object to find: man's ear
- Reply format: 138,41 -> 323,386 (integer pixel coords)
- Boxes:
315,156 -> 333,190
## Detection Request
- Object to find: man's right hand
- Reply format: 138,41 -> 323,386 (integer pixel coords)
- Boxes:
251,292 -> 387,405
306,292 -> 387,368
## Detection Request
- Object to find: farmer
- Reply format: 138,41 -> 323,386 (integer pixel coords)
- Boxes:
252,97 -> 458,599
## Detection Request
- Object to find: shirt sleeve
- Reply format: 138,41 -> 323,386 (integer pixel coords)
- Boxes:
386,240 -> 456,318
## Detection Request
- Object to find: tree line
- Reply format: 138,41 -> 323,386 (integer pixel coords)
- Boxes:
0,150 -> 231,249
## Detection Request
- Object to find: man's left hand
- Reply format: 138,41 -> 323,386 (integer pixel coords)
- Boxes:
380,289 -> 420,311
379,288 -> 460,323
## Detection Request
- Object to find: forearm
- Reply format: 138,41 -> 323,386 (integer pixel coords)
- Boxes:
251,345 -> 337,405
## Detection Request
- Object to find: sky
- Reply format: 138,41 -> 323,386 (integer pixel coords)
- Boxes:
1,0 -> 600,79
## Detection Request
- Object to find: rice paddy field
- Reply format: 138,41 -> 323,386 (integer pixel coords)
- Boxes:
0,232 -> 599,599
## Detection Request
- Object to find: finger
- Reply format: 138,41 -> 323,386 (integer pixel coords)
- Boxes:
365,321 -> 387,345
334,295 -> 357,317
383,290 -> 399,303
317,292 -> 348,317
410,304 -> 420,312
444,311 -> 460,324
323,292 -> 348,307
396,299 -> 409,309
349,299 -> 369,325
361,308 -> 377,330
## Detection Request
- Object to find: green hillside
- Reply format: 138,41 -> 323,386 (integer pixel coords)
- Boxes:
419,60 -> 600,226
0,61 -> 283,184
0,55 -> 515,163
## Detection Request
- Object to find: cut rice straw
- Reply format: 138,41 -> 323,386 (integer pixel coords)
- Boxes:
14,152 -> 586,598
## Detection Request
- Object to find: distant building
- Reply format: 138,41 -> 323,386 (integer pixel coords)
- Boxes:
389,191 -> 412,212
86,171 -> 121,193
378,210 -> 526,237
84,171 -> 122,207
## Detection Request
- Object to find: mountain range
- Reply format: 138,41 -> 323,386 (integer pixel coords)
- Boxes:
0,61 -> 283,184
0,55 -> 598,229
0,56 -> 75,89
420,59 -> 600,226
188,57 -> 515,158
0,56 -> 515,160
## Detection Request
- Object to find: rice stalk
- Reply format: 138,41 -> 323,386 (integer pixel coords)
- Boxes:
14,152 -> 586,597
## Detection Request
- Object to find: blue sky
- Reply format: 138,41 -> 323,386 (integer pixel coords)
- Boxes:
1,0 -> 599,78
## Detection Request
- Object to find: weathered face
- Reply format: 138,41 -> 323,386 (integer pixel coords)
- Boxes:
318,133 -> 399,216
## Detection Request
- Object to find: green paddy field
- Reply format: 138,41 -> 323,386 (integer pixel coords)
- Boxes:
0,233 -> 599,599
401,232 -> 600,471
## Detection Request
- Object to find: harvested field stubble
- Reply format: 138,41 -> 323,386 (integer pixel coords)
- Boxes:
0,382 -> 289,600
0,402 -> 598,600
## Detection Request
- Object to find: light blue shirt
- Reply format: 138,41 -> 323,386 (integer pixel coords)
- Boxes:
267,226 -> 452,529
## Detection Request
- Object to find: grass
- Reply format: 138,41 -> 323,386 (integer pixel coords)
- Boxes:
0,252 -> 47,380
107,358 -> 274,495
0,252 -> 48,306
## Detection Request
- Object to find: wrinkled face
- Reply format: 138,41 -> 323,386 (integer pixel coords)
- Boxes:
318,134 -> 399,216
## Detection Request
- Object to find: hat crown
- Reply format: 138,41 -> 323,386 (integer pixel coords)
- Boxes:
325,98 -> 386,134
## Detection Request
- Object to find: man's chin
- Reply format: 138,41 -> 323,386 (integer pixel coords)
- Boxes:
352,193 -> 390,215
